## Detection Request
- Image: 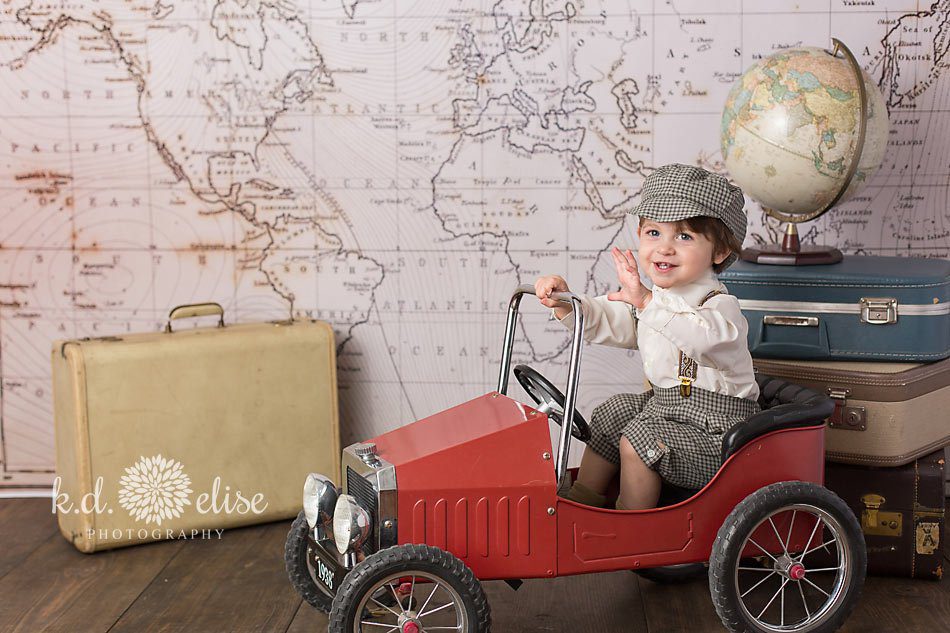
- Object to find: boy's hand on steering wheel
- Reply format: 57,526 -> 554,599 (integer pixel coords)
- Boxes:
535,275 -> 570,309
607,247 -> 652,310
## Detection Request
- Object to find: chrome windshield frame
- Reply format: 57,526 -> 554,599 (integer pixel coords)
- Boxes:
496,284 -> 585,491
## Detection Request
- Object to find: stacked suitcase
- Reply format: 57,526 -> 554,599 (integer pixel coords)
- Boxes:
721,255 -> 950,579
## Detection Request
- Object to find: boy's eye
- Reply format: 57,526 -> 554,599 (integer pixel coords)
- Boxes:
677,232 -> 693,240
646,229 -> 660,237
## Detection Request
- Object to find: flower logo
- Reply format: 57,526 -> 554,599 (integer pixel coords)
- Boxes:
118,454 -> 193,525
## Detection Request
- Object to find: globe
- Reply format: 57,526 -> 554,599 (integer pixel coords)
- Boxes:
721,44 -> 889,220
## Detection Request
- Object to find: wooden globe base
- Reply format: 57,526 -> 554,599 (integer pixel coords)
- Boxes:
741,221 -> 843,265
741,244 -> 843,266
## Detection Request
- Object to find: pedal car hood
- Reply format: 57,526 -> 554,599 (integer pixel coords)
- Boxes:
367,392 -> 557,491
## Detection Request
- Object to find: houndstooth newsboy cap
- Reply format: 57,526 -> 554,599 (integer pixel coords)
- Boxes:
630,163 -> 747,270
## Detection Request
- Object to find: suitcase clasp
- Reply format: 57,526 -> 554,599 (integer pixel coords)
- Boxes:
826,388 -> 867,431
860,494 -> 903,536
860,297 -> 898,325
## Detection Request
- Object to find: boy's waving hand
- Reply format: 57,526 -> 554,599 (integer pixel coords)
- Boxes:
607,247 -> 652,310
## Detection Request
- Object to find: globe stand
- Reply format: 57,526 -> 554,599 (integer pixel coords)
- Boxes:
741,223 -> 843,265
739,38 -> 865,267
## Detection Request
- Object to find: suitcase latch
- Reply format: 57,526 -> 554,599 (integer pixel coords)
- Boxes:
826,388 -> 866,431
860,494 -> 902,536
860,297 -> 898,325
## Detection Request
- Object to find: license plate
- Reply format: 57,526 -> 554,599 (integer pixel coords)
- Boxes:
309,538 -> 346,595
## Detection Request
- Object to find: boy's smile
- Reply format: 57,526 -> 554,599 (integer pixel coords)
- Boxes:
637,220 -> 728,288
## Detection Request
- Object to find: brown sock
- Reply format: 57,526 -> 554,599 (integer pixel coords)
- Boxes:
563,481 -> 607,508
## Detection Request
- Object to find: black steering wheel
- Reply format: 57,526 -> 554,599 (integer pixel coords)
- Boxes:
513,364 -> 591,442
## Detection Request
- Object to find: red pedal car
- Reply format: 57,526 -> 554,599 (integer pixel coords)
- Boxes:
286,285 -> 866,633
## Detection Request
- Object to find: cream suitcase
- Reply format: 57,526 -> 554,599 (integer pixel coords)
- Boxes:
752,357 -> 950,467
52,303 -> 340,553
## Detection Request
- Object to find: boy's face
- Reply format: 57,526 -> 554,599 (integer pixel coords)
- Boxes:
637,219 -> 729,288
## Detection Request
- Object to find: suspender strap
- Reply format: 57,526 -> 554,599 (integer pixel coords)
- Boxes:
677,289 -> 725,398
677,353 -> 697,397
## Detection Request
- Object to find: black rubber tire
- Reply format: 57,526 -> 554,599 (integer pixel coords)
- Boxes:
285,510 -> 333,613
329,544 -> 491,633
709,481 -> 866,633
635,563 -> 707,584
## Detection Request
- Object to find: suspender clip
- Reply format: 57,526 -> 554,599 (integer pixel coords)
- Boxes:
679,377 -> 692,398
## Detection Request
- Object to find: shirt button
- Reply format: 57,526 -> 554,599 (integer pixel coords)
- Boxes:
646,449 -> 656,458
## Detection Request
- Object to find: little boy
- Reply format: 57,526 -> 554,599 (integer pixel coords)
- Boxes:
535,163 -> 760,510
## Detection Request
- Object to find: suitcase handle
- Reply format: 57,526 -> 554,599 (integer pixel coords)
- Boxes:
750,314 -> 831,358
165,303 -> 225,333
762,315 -> 819,327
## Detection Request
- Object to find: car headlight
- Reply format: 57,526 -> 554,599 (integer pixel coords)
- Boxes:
303,473 -> 338,530
333,494 -> 371,555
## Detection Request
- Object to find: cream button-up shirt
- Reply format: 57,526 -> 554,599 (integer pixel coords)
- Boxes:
553,269 -> 760,401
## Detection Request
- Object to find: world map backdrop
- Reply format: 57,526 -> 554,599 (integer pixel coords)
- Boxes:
1,0 -> 948,490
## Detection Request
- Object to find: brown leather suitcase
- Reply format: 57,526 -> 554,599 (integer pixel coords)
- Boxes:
824,449 -> 945,579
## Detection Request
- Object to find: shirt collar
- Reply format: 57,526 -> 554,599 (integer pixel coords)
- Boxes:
652,268 -> 725,306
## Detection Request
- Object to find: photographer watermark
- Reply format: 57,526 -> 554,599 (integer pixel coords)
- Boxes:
52,454 -> 269,540
87,527 -> 226,541
118,454 -> 193,524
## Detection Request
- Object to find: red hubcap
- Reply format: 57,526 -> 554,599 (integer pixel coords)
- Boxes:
402,623 -> 420,633
789,563 -> 806,580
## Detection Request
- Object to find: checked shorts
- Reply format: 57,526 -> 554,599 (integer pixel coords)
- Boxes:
586,385 -> 761,490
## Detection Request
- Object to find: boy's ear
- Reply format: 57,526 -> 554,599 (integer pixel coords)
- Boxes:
713,248 -> 732,266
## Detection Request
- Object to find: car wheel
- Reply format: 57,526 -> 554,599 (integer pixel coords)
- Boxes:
285,510 -> 333,613
709,481 -> 866,633
329,544 -> 491,633
635,563 -> 707,584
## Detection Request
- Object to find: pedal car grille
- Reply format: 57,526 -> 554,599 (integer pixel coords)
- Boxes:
346,466 -> 379,553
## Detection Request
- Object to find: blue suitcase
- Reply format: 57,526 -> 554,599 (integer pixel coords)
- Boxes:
719,255 -> 950,362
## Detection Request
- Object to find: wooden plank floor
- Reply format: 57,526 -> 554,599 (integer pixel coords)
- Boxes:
0,498 -> 947,632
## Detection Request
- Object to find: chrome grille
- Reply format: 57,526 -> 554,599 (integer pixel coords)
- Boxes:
346,466 -> 379,553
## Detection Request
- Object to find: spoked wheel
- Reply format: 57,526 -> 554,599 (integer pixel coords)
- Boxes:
709,482 -> 866,633
329,544 -> 491,633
